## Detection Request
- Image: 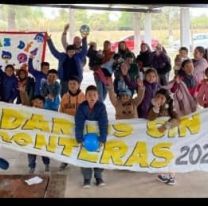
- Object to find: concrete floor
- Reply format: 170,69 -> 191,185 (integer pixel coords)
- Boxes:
1,147 -> 208,198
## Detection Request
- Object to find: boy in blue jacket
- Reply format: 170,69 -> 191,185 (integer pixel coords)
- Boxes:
28,55 -> 50,96
40,69 -> 61,111
46,33 -> 87,96
0,64 -> 18,103
75,85 -> 108,188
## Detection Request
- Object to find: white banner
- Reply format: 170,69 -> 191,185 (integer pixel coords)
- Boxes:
0,101 -> 207,173
0,31 -> 47,71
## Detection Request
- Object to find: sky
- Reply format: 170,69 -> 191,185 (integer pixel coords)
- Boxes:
41,6 -> 208,20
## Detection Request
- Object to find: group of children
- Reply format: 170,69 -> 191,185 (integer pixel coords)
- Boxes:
1,25 -> 208,188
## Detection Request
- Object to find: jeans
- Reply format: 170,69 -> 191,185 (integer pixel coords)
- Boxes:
81,167 -> 104,181
94,76 -> 107,102
28,154 -> 50,169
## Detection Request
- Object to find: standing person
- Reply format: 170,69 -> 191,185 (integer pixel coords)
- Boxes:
151,44 -> 171,86
147,88 -> 179,185
107,79 -> 145,119
197,67 -> 208,108
61,23 -> 86,67
19,87 -> 50,174
0,64 -> 18,103
47,33 -> 87,96
193,46 -> 208,84
116,41 -> 135,61
136,42 -> 153,72
121,67 -> 160,119
28,55 -> 49,96
40,69 -> 61,111
16,68 -> 35,104
59,76 -> 85,170
75,85 -> 108,188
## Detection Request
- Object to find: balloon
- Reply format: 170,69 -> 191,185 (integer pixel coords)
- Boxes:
80,25 -> 90,37
83,133 -> 99,152
0,157 -> 9,170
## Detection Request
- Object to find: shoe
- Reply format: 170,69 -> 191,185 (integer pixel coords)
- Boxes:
45,165 -> 50,172
29,168 -> 35,174
95,178 -> 105,186
166,177 -> 176,186
59,163 -> 68,171
83,179 -> 91,189
157,174 -> 169,183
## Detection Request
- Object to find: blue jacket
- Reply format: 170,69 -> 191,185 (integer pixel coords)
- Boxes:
40,80 -> 61,111
28,58 -> 47,96
0,69 -> 18,102
47,37 -> 87,82
75,101 -> 108,143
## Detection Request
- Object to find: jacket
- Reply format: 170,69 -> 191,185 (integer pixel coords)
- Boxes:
75,101 -> 108,143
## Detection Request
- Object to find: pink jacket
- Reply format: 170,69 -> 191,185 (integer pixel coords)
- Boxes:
193,58 -> 208,83
197,80 -> 208,107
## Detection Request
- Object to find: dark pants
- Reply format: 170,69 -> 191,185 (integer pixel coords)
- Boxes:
159,73 -> 169,86
28,154 -> 50,169
94,76 -> 107,102
60,81 -> 68,97
81,167 -> 104,181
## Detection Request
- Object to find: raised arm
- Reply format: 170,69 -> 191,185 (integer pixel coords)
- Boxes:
132,80 -> 145,106
106,83 -> 118,107
61,23 -> 69,50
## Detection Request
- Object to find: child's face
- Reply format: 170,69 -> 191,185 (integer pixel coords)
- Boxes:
5,67 -> 14,77
68,80 -> 79,94
183,62 -> 194,75
41,65 -> 49,75
67,50 -> 76,58
155,94 -> 167,106
141,44 -> 148,52
19,71 -> 26,80
146,72 -> 157,84
179,50 -> 188,58
119,42 -> 126,50
125,57 -> 133,65
73,36 -> 81,48
32,99 -> 44,108
194,49 -> 203,60
103,42 -> 111,51
86,90 -> 98,106
121,94 -> 130,103
47,73 -> 57,84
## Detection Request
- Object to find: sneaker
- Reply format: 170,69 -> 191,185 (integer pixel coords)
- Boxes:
95,178 -> 105,186
157,174 -> 169,183
59,163 -> 68,171
45,165 -> 50,172
166,177 -> 176,186
83,179 -> 91,189
29,168 -> 35,174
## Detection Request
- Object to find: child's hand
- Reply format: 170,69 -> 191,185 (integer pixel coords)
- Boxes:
175,75 -> 181,83
47,94 -> 54,100
137,79 -> 144,88
29,54 -> 35,59
63,23 -> 70,32
46,32 -> 51,40
158,125 -> 167,133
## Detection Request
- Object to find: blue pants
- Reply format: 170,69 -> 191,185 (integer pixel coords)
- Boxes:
81,167 -> 104,181
28,154 -> 50,169
94,76 -> 107,102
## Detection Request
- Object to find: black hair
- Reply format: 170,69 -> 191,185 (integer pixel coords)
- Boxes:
48,69 -> 58,75
31,95 -> 45,103
41,62 -> 50,68
155,88 -> 174,118
85,85 -> 98,94
179,47 -> 188,53
68,76 -> 81,83
181,58 -> 192,68
66,44 -> 75,52
5,64 -> 15,71
195,46 -> 205,55
205,67 -> 208,77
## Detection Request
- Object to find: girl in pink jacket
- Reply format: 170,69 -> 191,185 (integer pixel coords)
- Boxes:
197,67 -> 208,108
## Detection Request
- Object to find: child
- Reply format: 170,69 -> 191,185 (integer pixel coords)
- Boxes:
40,69 -> 61,111
19,87 -> 50,174
75,85 -> 108,188
16,68 -> 35,104
147,88 -> 179,185
0,64 -> 18,103
197,67 -> 208,107
59,76 -> 85,170
121,67 -> 160,119
107,79 -> 145,119
28,55 -> 49,96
